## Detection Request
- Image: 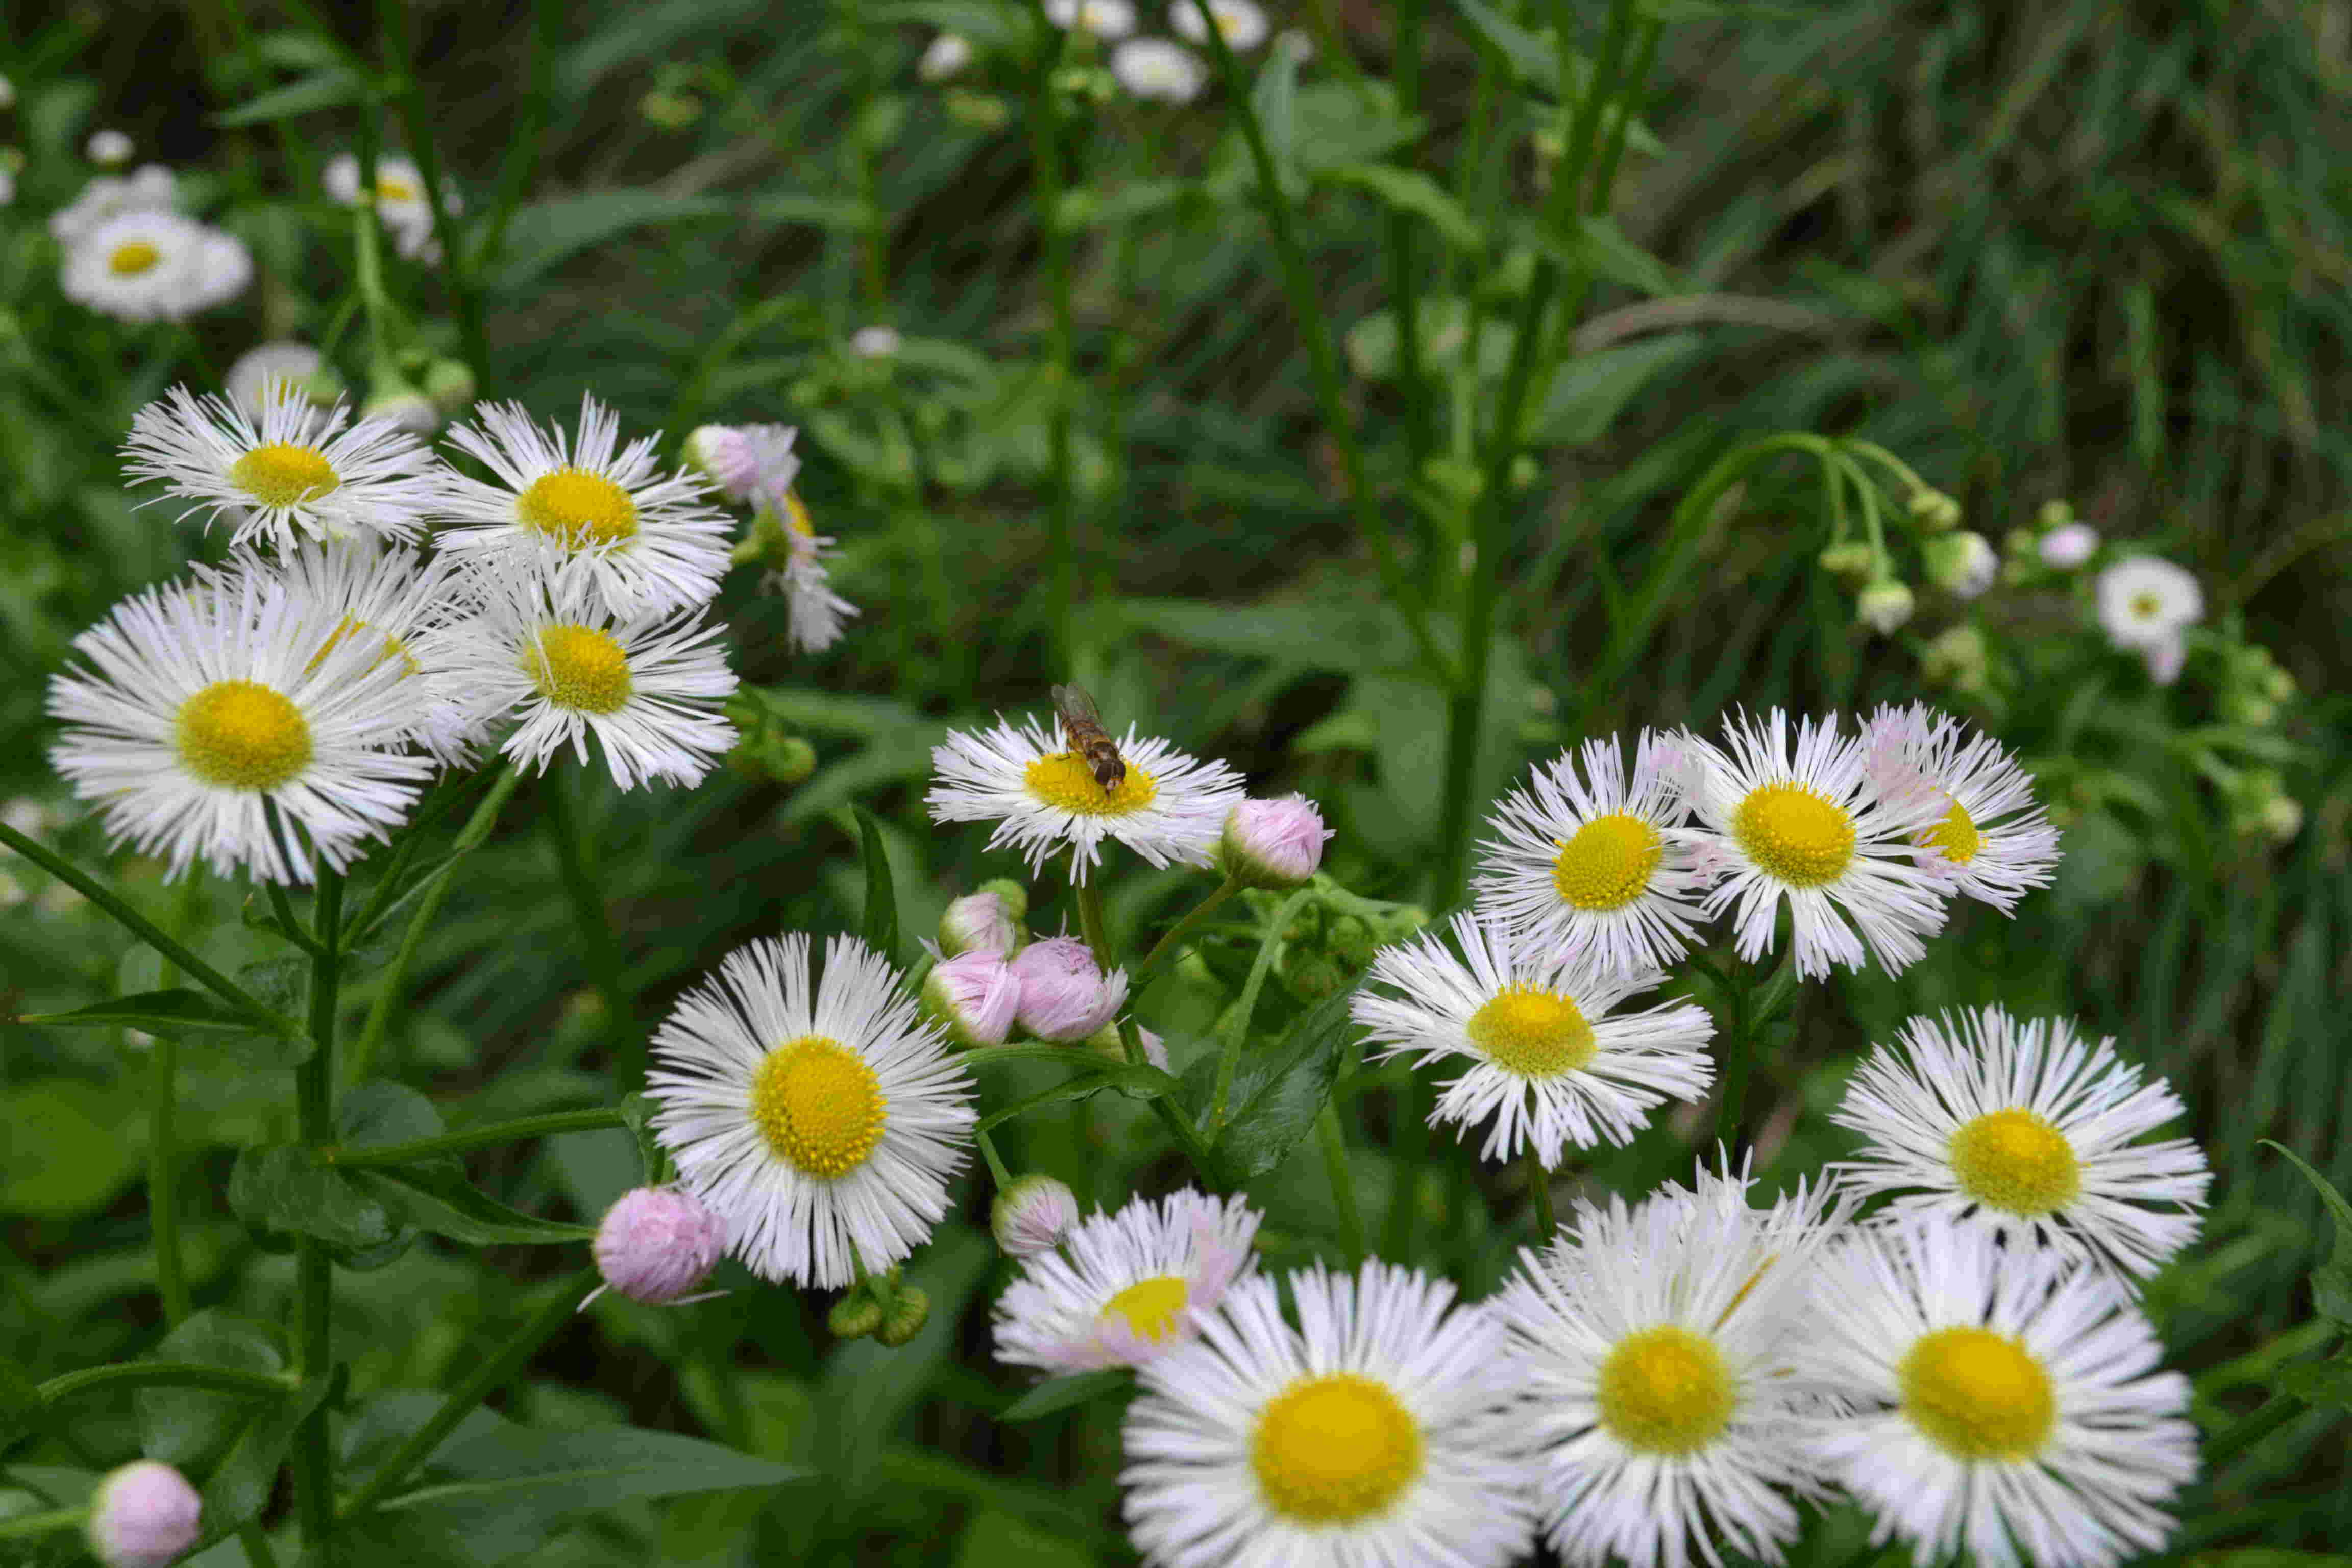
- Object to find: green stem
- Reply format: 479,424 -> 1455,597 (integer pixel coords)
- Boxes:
0,1508 -> 84,1544
1380,1069 -> 1430,1262
150,1033 -> 189,1323
543,769 -> 639,1095
1526,1142 -> 1557,1238
1071,879 -> 1228,1185
36,1362 -> 293,1405
379,0 -> 491,382
327,1106 -> 626,1168
1210,889 -> 1315,1128
1316,1102 -> 1364,1265
1712,963 -> 1752,1152
477,0 -> 560,277
291,868 -> 342,1564
335,1272 -> 599,1521
240,1524 -> 282,1568
976,1130 -> 1013,1190
1133,878 -> 1240,986
1019,1 -> 1079,662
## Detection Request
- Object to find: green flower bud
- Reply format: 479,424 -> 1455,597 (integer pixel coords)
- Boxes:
977,877 -> 1031,924
1282,952 -> 1344,1003
1907,489 -> 1963,531
876,1286 -> 931,1348
1327,915 -> 1375,968
2036,499 -> 2075,529
1818,541 -> 1875,583
1855,579 -> 1916,635
828,1290 -> 883,1340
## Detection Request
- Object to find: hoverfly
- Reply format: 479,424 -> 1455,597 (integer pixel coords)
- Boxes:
1051,682 -> 1128,793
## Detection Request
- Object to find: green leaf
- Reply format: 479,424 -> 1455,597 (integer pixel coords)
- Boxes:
2264,1141 -> 2352,1328
2272,1356 -> 2352,1411
1249,39 -> 1300,185
136,1314 -> 289,1470
339,1082 -> 449,1159
211,67 -> 366,127
349,1168 -> 595,1247
1319,164 -> 1482,249
197,1375 -> 330,1542
1525,333 -> 1705,447
19,988 -> 263,1037
854,808 -> 900,964
1214,991 -> 1359,1179
491,190 -> 731,287
954,1508 -> 1098,1568
227,1145 -> 400,1253
1451,0 -> 1560,94
997,1367 -> 1131,1422
1518,214 -> 1683,299
0,1081 -> 140,1220
616,1093 -> 663,1184
974,1074 -> 1157,1136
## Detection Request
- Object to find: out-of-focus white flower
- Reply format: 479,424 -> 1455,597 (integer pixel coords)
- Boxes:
87,128 -> 134,166
850,324 -> 901,358
50,164 -> 177,246
920,32 -> 975,81
225,341 -> 335,419
2096,558 -> 2201,683
1171,0 -> 1270,50
683,422 -> 800,509
1043,0 -> 1136,37
61,212 -> 250,322
323,152 -> 459,261
1110,39 -> 1208,103
2038,522 -> 2099,568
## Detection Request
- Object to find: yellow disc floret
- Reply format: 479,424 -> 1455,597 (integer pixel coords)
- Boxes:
1022,752 -> 1160,817
517,468 -> 640,547
1733,781 -> 1856,887
1948,1107 -> 2080,1215
749,1035 -> 887,1179
1551,812 -> 1664,911
377,174 -> 419,202
1899,1326 -> 2056,1460
1251,1374 -> 1423,1524
782,490 -> 817,540
229,444 -> 341,509
1924,800 -> 1982,864
1596,1325 -> 1737,1455
108,240 -> 162,276
175,680 -> 313,791
1466,985 -> 1597,1079
1099,1275 -> 1189,1343
524,624 -> 634,714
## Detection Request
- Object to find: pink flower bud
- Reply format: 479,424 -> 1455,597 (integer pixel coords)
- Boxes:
1010,936 -> 1129,1042
938,890 -> 1022,959
593,1187 -> 725,1305
921,951 -> 1020,1047
2038,522 -> 2099,568
88,1461 -> 200,1568
1218,795 -> 1330,890
683,423 -> 799,506
991,1173 -> 1081,1256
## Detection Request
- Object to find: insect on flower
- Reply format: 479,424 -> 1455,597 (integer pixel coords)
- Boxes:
1052,682 -> 1127,793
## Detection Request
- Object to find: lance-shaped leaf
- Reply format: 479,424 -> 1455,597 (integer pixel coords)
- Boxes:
349,1167 -> 595,1247
855,807 -> 900,964
228,1145 -> 400,1253
997,1368 -> 1132,1423
1213,991 -> 1360,1180
136,1314 -> 290,1471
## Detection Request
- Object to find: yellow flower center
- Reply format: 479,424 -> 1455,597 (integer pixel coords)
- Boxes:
1465,985 -> 1596,1079
1924,799 -> 1982,864
1251,1374 -> 1423,1524
1899,1326 -> 2056,1460
1948,1107 -> 2080,1215
517,468 -> 640,547
748,1035 -> 887,1179
1732,781 -> 1856,887
1596,1325 -> 1737,1455
306,616 -> 418,679
1022,752 -> 1160,816
229,444 -> 342,509
523,624 -> 634,714
1099,1274 -> 1189,1342
2129,592 -> 2161,619
782,490 -> 816,540
1551,812 -> 1663,911
174,680 -> 313,791
107,240 -> 162,275
377,175 -> 419,202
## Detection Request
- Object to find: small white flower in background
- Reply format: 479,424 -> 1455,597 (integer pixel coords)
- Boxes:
1110,39 -> 1208,104
2038,521 -> 2099,567
1272,27 -> 1314,62
1855,577 -> 1915,633
422,555 -> 738,791
939,888 -> 1024,958
1864,702 -> 2061,912
1171,0 -> 1270,50
0,168 -> 14,208
920,950 -> 1021,1047
122,384 -> 440,551
646,933 -> 975,1289
0,869 -> 24,909
1923,530 -> 1997,599
50,164 -> 177,246
1495,1160 -> 1856,1568
994,1187 -> 1259,1371
1681,708 -> 1950,980
435,394 -> 736,617
1218,794 -> 1328,889
225,340 -> 337,419
849,323 -> 901,358
919,31 -> 975,81
2096,557 -> 2201,685
592,1186 -> 726,1305
1353,914 -> 1714,1168
991,1173 -> 1082,1258
1122,1261 -> 1539,1568
1793,1220 -> 2196,1568
87,1459 -> 201,1568
1008,935 -> 1129,1042
47,571 -> 434,884
322,152 -> 458,261
927,707 -> 1245,883
1044,0 -> 1137,37
683,421 -> 800,508
61,211 -> 250,322
1475,729 -> 1711,975
1831,1006 -> 2209,1281
2,798 -> 60,838
86,128 -> 134,166
764,489 -> 859,654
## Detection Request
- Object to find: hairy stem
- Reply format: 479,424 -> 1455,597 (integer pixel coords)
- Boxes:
1317,1102 -> 1365,1265
291,868 -> 343,1563
1132,878 -> 1240,987
543,769 -> 639,1094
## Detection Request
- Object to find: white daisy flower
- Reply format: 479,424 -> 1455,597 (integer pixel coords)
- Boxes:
86,128 -> 134,166
926,709 -> 1245,884
122,384 -> 439,552
1474,729 -> 1711,974
1351,914 -> 1714,1168
1111,40 -> 1208,103
1830,1007 -> 2210,1281
50,164 -> 177,246
849,324 -> 901,358
322,152 -> 456,260
434,395 -> 734,617
1044,0 -> 1137,36
1171,0 -> 1269,50
1792,1219 -> 2197,1568
1122,1261 -> 1538,1568
225,341 -> 333,419
646,933 -> 976,1288
1683,708 -> 1950,979
62,211 -> 250,322
421,556 -> 738,791
46,572 -> 433,884
1864,703 -> 2061,912
995,1188 -> 1261,1372
2095,557 -> 2201,684
764,490 -> 857,654
1494,1160 -> 1856,1568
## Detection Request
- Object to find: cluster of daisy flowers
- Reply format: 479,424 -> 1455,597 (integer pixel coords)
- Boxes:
921,0 -> 1295,107
49,159 -> 252,323
45,382 -> 849,884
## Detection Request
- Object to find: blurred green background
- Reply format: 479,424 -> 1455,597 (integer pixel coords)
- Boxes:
3,0 -> 2348,1561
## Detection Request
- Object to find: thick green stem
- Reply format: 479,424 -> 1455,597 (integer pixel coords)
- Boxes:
543,769 -> 639,1095
327,1106 -> 626,1168
1526,1142 -> 1557,1238
0,1508 -> 85,1545
1316,1102 -> 1365,1265
1210,889 -> 1316,1128
291,869 -> 343,1563
1133,878 -> 1240,986
976,1130 -> 1013,1190
1020,2 -> 1079,662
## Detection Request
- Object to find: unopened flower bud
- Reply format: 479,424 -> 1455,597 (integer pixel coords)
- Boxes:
921,952 -> 1020,1047
362,378 -> 438,436
88,1460 -> 200,1568
2265,666 -> 2296,703
593,1186 -> 725,1305
1219,796 -> 1330,890
1907,489 -> 1962,531
977,878 -> 1030,922
876,1285 -> 931,1348
939,890 -> 1023,959
1282,951 -> 1344,1003
422,358 -> 476,414
850,324 -> 901,359
88,129 -> 133,167
991,1173 -> 1081,1257
1923,531 -> 1997,599
1856,579 -> 1915,634
1326,915 -> 1374,967
2038,522 -> 2099,568
921,32 -> 975,81
1817,541 -> 1875,583
1922,624 -> 1989,688
2261,795 -> 2304,843
828,1290 -> 884,1339
1084,1020 -> 1167,1069
2036,499 -> 2075,529
1010,937 -> 1129,1042
684,422 -> 800,506
226,341 -> 331,419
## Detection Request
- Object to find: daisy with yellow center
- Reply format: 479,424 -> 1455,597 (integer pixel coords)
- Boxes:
61,210 -> 251,323
768,491 -> 857,654
1495,1159 -> 1856,1568
322,152 -> 458,261
646,933 -> 975,1288
1351,914 -> 1713,1168
1794,1221 -> 2196,1568
1865,703 -> 2062,913
1121,1262 -> 1538,1568
1832,1007 -> 2210,1281
434,395 -> 733,616
1171,0 -> 1270,49
422,556 -> 738,790
926,709 -> 1245,883
1043,0 -> 1136,36
1475,730 -> 1710,974
46,571 -> 433,883
994,1189 -> 1261,1373
1683,708 -> 1950,979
